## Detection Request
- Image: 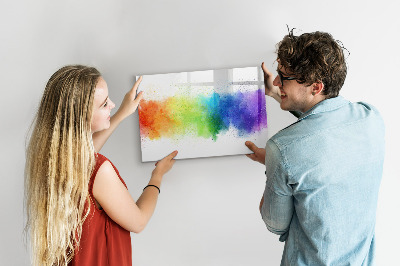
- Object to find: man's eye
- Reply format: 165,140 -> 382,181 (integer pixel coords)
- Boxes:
103,101 -> 108,107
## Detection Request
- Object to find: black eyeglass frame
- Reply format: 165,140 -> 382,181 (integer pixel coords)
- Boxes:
277,70 -> 297,86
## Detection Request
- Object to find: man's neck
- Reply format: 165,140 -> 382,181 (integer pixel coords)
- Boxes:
301,95 -> 327,113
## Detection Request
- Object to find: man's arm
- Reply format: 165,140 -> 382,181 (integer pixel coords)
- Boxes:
245,138 -> 294,239
260,140 -> 294,240
262,62 -> 301,119
262,62 -> 282,102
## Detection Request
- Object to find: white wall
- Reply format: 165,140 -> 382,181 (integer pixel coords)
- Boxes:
1,0 -> 399,265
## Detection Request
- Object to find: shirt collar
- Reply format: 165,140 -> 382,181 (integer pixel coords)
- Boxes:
298,95 -> 350,121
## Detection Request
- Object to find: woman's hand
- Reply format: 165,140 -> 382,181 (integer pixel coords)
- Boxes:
115,76 -> 144,120
152,151 -> 178,178
262,62 -> 281,103
92,77 -> 144,152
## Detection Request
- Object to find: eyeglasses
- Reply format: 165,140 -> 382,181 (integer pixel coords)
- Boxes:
277,70 -> 297,86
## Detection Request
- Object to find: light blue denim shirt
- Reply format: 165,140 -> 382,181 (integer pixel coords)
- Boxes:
261,96 -> 385,266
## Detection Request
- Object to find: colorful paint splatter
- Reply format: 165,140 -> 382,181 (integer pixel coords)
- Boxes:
139,89 -> 267,141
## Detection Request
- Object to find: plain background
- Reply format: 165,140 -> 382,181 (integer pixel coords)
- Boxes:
1,0 -> 399,265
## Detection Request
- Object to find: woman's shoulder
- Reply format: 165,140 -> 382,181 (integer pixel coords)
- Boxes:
93,153 -> 127,188
90,153 -> 115,194
91,153 -> 109,179
95,153 -> 119,173
95,153 -> 108,163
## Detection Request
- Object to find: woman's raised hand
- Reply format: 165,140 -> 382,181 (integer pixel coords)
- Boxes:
115,76 -> 144,119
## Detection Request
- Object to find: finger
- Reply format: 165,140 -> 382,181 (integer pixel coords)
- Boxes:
161,150 -> 178,162
131,76 -> 143,94
261,62 -> 272,76
245,141 -> 259,152
245,153 -> 257,161
167,150 -> 178,159
134,91 -> 144,103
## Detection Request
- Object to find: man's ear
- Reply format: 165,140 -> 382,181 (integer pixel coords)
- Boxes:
312,82 -> 324,96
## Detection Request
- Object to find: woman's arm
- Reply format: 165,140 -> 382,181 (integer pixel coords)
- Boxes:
93,150 -> 178,233
92,77 -> 143,152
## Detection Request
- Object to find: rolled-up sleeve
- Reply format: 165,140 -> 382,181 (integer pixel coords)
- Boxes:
260,139 -> 294,241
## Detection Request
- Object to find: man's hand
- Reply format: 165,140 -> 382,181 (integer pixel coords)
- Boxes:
262,62 -> 281,103
245,141 -> 266,165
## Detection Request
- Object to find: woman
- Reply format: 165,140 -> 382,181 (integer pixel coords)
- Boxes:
25,65 -> 177,265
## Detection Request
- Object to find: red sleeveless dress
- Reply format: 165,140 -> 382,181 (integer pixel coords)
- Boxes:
69,153 -> 132,266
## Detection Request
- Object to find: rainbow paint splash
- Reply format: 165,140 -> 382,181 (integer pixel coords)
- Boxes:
139,89 -> 267,141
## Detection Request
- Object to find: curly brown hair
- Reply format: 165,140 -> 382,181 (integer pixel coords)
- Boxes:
277,30 -> 348,98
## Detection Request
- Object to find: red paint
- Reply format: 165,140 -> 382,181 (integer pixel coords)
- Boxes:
139,100 -> 174,139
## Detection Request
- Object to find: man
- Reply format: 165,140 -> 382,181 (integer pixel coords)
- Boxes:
245,31 -> 385,265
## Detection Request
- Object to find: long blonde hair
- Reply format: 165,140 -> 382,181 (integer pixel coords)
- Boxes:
25,65 -> 101,265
